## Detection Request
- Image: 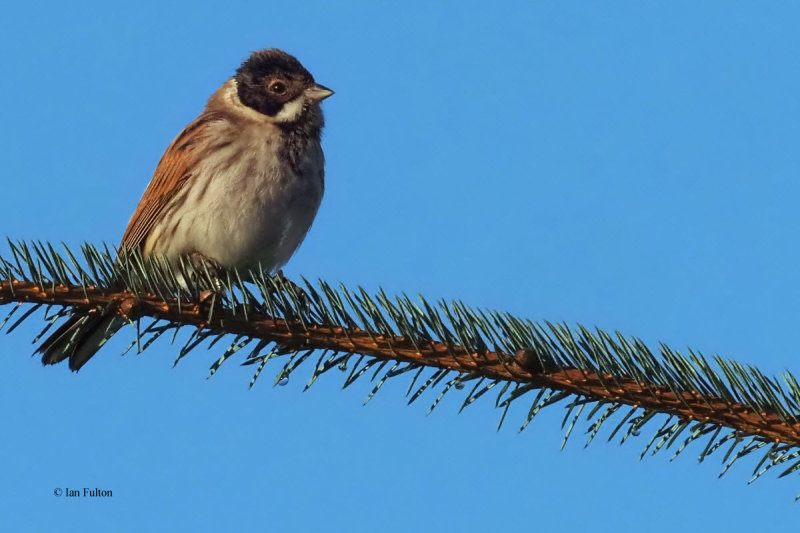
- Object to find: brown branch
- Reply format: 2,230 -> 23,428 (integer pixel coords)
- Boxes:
3,279 -> 800,446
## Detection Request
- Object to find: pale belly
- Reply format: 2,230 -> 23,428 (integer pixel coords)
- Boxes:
144,142 -> 323,273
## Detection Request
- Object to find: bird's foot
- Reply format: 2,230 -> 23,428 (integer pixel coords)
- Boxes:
273,269 -> 312,315
189,251 -> 225,293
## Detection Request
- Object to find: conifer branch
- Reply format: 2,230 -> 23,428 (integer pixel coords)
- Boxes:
2,239 -> 800,493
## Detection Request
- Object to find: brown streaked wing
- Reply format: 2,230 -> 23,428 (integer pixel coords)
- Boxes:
120,111 -> 227,251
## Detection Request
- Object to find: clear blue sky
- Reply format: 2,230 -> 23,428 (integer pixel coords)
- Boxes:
1,1 -> 798,530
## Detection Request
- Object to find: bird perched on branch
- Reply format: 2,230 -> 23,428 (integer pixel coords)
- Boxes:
38,48 -> 334,370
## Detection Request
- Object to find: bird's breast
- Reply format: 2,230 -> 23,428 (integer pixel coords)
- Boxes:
148,123 -> 324,273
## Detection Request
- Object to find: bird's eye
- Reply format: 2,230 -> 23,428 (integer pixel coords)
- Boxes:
269,81 -> 287,94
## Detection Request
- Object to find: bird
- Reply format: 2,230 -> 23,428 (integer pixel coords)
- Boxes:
38,48 -> 333,371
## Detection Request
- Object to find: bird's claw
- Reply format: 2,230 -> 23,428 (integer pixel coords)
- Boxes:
190,252 -> 225,293
273,269 -> 312,314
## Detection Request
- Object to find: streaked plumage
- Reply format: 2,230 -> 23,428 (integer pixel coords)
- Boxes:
39,48 -> 333,370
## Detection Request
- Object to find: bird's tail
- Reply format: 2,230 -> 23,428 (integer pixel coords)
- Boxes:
37,308 -> 125,371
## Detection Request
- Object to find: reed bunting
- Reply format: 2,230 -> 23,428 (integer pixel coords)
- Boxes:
38,48 -> 333,370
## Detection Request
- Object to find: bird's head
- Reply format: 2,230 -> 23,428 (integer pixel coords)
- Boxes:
235,48 -> 333,124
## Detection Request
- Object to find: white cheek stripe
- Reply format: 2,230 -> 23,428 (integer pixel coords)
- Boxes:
274,96 -> 306,123
224,79 -> 271,123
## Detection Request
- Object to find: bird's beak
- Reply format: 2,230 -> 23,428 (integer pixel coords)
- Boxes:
305,83 -> 334,102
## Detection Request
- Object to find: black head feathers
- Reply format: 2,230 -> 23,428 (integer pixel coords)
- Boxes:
235,49 -> 316,118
